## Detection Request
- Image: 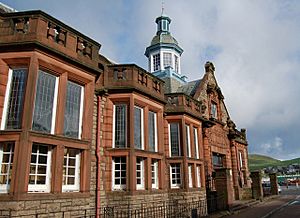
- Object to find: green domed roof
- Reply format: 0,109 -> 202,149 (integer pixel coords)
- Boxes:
151,33 -> 179,46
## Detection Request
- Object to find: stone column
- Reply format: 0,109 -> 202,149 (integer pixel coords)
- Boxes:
214,168 -> 234,210
250,171 -> 263,200
269,173 -> 279,195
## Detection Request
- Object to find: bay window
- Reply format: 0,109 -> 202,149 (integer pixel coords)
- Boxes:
1,69 -> 27,130
148,111 -> 158,152
151,159 -> 159,189
169,123 -> 180,156
113,104 -> 127,148
136,157 -> 145,190
63,81 -> 84,139
112,156 -> 126,190
185,125 -> 191,158
194,128 -> 199,159
188,165 -> 193,188
134,106 -> 144,149
62,148 -> 81,192
28,143 -> 52,193
32,70 -> 59,134
170,163 -> 181,188
0,142 -> 14,193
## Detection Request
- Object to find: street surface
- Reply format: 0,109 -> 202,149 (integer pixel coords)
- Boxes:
226,186 -> 300,218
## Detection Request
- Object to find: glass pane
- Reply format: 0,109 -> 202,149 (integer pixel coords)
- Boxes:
114,105 -> 126,148
68,177 -> 75,185
0,175 -> 7,184
69,158 -> 76,167
121,178 -> 126,184
2,154 -> 10,163
30,165 -> 36,174
148,111 -> 156,151
5,69 -> 27,129
134,107 -> 142,149
3,143 -> 13,152
115,179 -> 120,185
38,155 -> 47,164
39,145 -> 48,154
121,171 -> 126,178
67,168 -> 75,176
170,123 -> 180,156
29,175 -> 36,184
37,165 -> 47,175
36,176 -> 46,184
115,164 -> 120,170
115,171 -> 120,177
1,164 -> 8,174
63,81 -> 82,138
32,70 -> 56,133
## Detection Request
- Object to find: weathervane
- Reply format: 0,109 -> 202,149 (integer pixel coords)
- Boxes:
161,0 -> 165,15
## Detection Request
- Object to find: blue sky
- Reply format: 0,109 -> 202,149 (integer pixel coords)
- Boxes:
2,0 -> 300,160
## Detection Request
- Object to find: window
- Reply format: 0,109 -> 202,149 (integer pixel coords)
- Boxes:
148,111 -> 158,152
62,148 -> 81,192
151,159 -> 159,189
188,165 -> 193,188
153,53 -> 160,71
169,123 -> 180,156
163,52 -> 172,68
0,142 -> 14,193
211,102 -> 217,119
170,163 -> 181,188
112,156 -> 126,190
113,104 -> 127,148
174,55 -> 179,73
63,81 -> 84,139
196,166 -> 201,188
28,143 -> 52,192
185,125 -> 191,158
212,153 -> 224,168
1,69 -> 27,130
194,128 -> 199,159
32,70 -> 58,134
134,106 -> 144,149
239,151 -> 243,169
136,157 -> 145,190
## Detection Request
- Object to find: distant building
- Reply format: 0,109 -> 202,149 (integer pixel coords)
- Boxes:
0,6 -> 251,217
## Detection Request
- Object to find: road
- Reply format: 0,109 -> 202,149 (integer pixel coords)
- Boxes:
226,186 -> 300,218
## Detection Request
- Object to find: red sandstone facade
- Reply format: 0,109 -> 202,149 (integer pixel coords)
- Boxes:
0,8 -> 250,217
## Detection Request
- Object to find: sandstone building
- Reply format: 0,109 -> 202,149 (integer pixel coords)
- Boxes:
0,5 -> 250,217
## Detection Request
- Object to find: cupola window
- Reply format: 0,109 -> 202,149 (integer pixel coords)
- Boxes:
163,52 -> 172,68
153,53 -> 161,71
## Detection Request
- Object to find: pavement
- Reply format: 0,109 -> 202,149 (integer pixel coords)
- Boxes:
207,195 -> 291,218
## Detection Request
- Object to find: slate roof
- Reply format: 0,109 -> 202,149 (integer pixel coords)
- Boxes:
151,33 -> 179,46
176,79 -> 201,96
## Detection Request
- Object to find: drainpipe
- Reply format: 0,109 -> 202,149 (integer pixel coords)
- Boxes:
96,95 -> 102,218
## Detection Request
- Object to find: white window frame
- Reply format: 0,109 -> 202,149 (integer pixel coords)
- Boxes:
168,123 -> 181,157
1,69 -> 13,130
148,111 -> 158,152
194,128 -> 199,159
0,142 -> 14,193
136,157 -> 145,190
152,53 -> 161,72
170,163 -> 181,188
112,104 -> 127,148
62,149 -> 81,192
32,70 -> 59,134
163,52 -> 172,69
78,86 -> 84,139
112,157 -> 126,190
28,144 -> 52,193
239,151 -> 243,169
188,165 -> 193,188
134,106 -> 144,150
196,166 -> 201,188
151,160 -> 159,189
185,125 -> 191,158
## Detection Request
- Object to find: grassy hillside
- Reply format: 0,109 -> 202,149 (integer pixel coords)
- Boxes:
249,154 -> 300,171
249,154 -> 281,171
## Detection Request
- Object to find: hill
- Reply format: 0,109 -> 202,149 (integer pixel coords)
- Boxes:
248,154 -> 281,171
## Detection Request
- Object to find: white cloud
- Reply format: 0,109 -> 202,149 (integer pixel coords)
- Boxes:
256,137 -> 283,159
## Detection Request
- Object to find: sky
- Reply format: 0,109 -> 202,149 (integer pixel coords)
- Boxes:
2,0 -> 300,160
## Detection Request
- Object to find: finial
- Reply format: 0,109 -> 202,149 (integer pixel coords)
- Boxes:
161,0 -> 165,15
